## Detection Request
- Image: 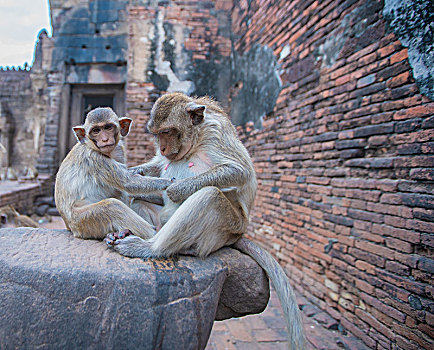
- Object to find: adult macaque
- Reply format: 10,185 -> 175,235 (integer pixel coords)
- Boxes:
55,107 -> 172,240
106,93 -> 305,349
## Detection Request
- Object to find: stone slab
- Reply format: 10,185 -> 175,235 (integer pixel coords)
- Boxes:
0,228 -> 269,349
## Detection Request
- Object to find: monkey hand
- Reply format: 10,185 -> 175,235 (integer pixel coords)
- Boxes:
139,177 -> 172,191
128,166 -> 144,176
166,180 -> 191,203
154,178 -> 173,190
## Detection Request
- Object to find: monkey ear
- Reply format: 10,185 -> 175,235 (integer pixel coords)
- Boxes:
119,117 -> 133,137
186,103 -> 205,126
72,126 -> 86,144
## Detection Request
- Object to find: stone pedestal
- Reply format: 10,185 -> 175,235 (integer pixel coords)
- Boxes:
0,228 -> 269,349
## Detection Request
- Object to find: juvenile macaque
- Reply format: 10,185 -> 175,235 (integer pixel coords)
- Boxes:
0,205 -> 39,228
55,107 -> 172,240
106,93 -> 305,349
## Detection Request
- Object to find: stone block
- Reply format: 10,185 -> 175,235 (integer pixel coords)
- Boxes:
94,10 -> 119,23
60,19 -> 95,35
89,1 -> 126,12
0,228 -> 269,349
70,8 -> 90,19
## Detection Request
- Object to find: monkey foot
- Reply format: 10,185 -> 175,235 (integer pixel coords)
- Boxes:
112,235 -> 157,259
179,246 -> 198,256
104,229 -> 132,246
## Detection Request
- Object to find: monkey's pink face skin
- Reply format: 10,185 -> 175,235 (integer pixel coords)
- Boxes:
155,128 -> 192,161
157,129 -> 179,157
89,123 -> 117,155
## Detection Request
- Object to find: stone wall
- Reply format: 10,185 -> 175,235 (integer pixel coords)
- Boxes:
0,67 -> 43,176
232,1 -> 433,349
0,29 -> 50,178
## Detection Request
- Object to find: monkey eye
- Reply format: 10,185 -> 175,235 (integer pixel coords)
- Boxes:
160,128 -> 172,134
90,127 -> 101,135
104,124 -> 114,130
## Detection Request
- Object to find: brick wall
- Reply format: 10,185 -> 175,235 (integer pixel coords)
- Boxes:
126,0 -> 233,165
0,175 -> 52,215
233,1 -> 433,349
76,1 -> 433,348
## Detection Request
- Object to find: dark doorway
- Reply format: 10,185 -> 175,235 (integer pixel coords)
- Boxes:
82,95 -> 114,123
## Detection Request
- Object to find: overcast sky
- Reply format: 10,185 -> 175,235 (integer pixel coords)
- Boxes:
0,0 -> 52,68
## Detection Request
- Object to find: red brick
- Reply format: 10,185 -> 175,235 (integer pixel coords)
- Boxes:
336,74 -> 351,86
376,269 -> 426,295
354,240 -> 395,258
385,260 -> 410,275
387,71 -> 411,88
395,335 -> 420,350
355,260 -> 377,274
361,292 -> 405,323
384,237 -> 413,253
390,48 -> 408,64
350,247 -> 386,267
340,318 -> 376,348
371,224 -> 420,244
393,251 -> 419,268
378,44 -> 395,58
406,219 -> 434,233
354,278 -> 375,295
384,215 -> 407,228
393,104 -> 434,120
355,308 -> 395,340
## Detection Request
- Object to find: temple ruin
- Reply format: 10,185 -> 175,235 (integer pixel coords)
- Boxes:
0,0 -> 433,349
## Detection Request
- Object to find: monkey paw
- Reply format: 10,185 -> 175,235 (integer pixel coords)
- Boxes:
104,229 -> 132,246
166,182 -> 187,203
158,178 -> 173,190
112,235 -> 157,259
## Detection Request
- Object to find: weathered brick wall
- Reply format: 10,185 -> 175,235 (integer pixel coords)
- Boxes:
126,0 -> 233,166
0,175 -> 52,215
233,1 -> 433,349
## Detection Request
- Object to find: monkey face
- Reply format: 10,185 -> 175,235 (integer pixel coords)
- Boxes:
73,108 -> 132,156
147,93 -> 206,162
149,126 -> 192,161
88,122 -> 118,155
156,128 -> 181,160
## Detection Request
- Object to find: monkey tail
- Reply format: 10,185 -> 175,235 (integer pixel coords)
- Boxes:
233,237 -> 306,350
